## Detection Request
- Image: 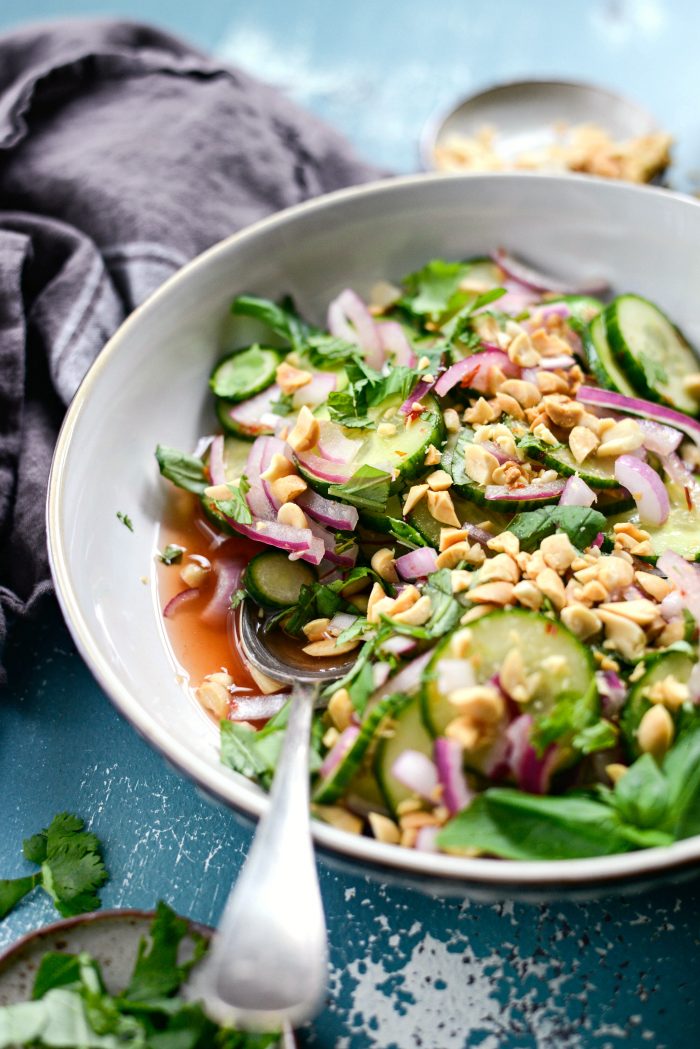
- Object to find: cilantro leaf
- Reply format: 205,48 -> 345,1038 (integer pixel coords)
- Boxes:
232,293 -> 312,353
401,259 -> 471,318
116,511 -> 134,532
509,506 -> 607,553
571,719 -> 618,755
327,362 -> 421,427
305,333 -> 358,367
221,704 -> 323,789
385,518 -> 428,550
531,690 -> 597,752
155,445 -> 209,495
158,544 -> 184,565
0,875 -> 40,920
210,483 -> 252,525
329,465 -> 391,512
125,901 -> 207,1001
385,569 -> 461,640
610,754 -> 669,830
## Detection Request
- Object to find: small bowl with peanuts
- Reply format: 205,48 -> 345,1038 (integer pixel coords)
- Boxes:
48,171 -> 700,898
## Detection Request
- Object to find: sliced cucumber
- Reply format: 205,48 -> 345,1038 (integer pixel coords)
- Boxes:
543,295 -> 604,323
200,436 -> 251,535
620,649 -> 695,757
606,295 -> 700,416
447,429 -> 563,512
215,385 -> 282,439
583,312 -> 637,396
595,488 -> 636,516
407,491 -> 512,547
244,551 -> 317,609
210,345 -> 281,402
607,482 -> 700,561
524,438 -> 620,489
422,610 -> 596,774
374,697 -> 434,814
313,693 -> 410,804
201,494 -> 237,535
299,395 -> 444,496
358,496 -> 404,535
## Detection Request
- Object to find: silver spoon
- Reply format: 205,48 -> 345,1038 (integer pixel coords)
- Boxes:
187,602 -> 354,1033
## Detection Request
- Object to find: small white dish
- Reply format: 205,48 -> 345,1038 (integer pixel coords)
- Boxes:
47,172 -> 700,899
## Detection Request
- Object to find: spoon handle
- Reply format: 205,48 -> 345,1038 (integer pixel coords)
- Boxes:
191,683 -> 328,1031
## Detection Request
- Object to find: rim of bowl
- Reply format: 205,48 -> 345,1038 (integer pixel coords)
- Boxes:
47,170 -> 700,892
418,77 -> 661,171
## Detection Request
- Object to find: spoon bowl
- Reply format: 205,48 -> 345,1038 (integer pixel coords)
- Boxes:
238,602 -> 357,684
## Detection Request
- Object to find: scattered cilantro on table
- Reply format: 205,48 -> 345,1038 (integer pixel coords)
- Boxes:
0,813 -> 108,920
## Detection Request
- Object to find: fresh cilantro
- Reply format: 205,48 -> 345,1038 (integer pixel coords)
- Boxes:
125,900 -> 207,1001
221,702 -> 323,789
305,333 -> 358,367
269,391 -> 294,416
155,445 -> 209,495
232,293 -> 312,353
385,569 -> 461,640
336,617 -> 370,644
211,484 -> 252,525
116,511 -> 134,532
401,259 -> 471,318
158,544 -> 184,565
327,360 -> 420,428
571,719 -> 619,755
385,518 -> 428,550
328,465 -> 391,512
509,506 -> 607,553
229,589 -> 246,611
531,690 -> 597,753
440,287 -> 507,340
281,568 -> 385,635
0,813 -> 107,920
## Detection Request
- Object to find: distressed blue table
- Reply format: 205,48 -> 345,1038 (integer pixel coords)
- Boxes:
2,2 -> 700,1046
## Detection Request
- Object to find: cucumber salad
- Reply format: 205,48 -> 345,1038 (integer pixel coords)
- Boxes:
156,250 -> 700,862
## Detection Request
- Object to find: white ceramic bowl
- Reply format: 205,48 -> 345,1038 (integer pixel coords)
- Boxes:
48,173 -> 700,899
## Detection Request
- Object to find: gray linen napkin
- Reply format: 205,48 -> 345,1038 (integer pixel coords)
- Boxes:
0,19 -> 381,679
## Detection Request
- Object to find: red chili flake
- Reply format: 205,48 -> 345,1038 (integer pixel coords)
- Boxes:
545,621 -> 557,635
459,366 -> 481,389
684,485 -> 694,511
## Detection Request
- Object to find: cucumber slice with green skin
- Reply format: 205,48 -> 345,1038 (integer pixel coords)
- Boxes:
605,295 -> 700,416
244,551 -> 317,609
215,395 -> 279,439
299,395 -> 444,496
607,482 -> 700,561
201,494 -> 237,535
583,312 -> 637,396
313,693 -> 411,804
210,345 -> 281,402
447,429 -> 563,512
358,496 -> 404,534
374,697 -> 435,814
620,649 -> 695,757
543,295 -> 604,323
422,610 -> 597,774
524,439 -> 620,489
407,492 -> 512,547
595,489 -> 636,516
200,436 -> 251,535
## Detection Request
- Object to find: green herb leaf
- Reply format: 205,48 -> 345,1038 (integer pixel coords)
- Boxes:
329,465 -> 391,512
572,719 -> 618,755
269,391 -> 295,416
0,875 -> 40,920
115,511 -> 134,532
232,293 -> 311,353
34,813 -> 108,919
611,754 -> 669,829
32,954 -> 83,999
509,506 -> 607,553
401,259 -> 471,318
221,706 -> 323,789
158,544 -> 185,565
125,901 -> 207,1001
229,589 -> 246,611
155,445 -> 209,495
385,569 -> 461,640
661,722 -> 700,838
211,484 -> 252,525
305,333 -> 358,367
385,518 -> 428,550
532,687 -> 598,752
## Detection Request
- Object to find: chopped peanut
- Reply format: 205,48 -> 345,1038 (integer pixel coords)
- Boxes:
605,763 -> 628,785
542,394 -> 585,429
500,379 -> 542,408
424,443 -> 443,465
277,502 -> 308,529
180,560 -> 210,588
328,687 -> 354,731
467,580 -> 516,605
561,604 -> 602,640
487,531 -> 520,557
366,582 -> 388,624
478,553 -> 520,585
371,547 -> 399,584
597,609 -> 646,662
313,805 -> 363,835
532,422 -> 559,447
287,405 -> 320,452
270,473 -> 307,503
507,331 -> 540,367
276,360 -> 312,394
302,617 -> 331,641
463,398 -> 499,425
637,704 -> 674,759
540,533 -> 578,574
403,483 -> 429,516
377,422 -> 397,438
635,571 -> 674,602
426,490 -> 461,527
368,812 -> 401,844
598,599 -> 659,626
535,567 -> 566,610
261,452 -> 296,482
512,579 -> 543,610
442,408 -> 461,433
197,672 -> 232,718
463,443 -> 499,485
569,425 -> 599,464
392,594 -> 433,626
645,674 -> 689,711
597,418 -> 644,457
248,665 -> 287,695
427,469 -> 453,491
303,637 -> 361,657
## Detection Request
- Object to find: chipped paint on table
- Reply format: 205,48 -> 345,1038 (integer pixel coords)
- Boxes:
2,1 -> 700,1045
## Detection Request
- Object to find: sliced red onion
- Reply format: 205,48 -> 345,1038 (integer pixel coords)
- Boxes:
395,547 -> 438,580
297,488 -> 359,530
436,657 -> 476,695
414,826 -> 440,852
295,451 -> 353,484
614,455 -> 669,526
434,350 -> 518,397
638,419 -> 683,457
163,587 -> 200,618
328,611 -> 358,634
559,475 -> 597,508
227,517 -> 325,565
225,385 -> 283,437
327,289 -> 384,370
208,435 -> 226,485
371,650 -> 433,703
193,434 -> 215,460
660,452 -> 695,490
536,302 -> 572,321
400,376 -> 436,415
316,421 -> 362,464
577,386 -> 700,448
538,354 -> 577,370
201,557 -> 246,626
478,439 -> 519,465
434,737 -> 472,815
484,479 -> 566,502
391,749 -> 439,800
229,694 -> 289,721
377,321 -> 417,367
493,249 -> 608,296
596,670 -> 627,717
304,517 -> 358,567
292,371 -> 337,409
505,714 -> 557,795
319,724 -> 361,779
482,284 -> 541,315
591,531 -> 604,549
659,589 -> 684,621
378,635 -> 417,658
245,483 -> 275,522
658,550 -> 700,620
373,662 -> 392,689
462,523 -> 495,548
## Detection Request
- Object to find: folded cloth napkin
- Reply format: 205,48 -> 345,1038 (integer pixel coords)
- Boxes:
0,18 -> 381,680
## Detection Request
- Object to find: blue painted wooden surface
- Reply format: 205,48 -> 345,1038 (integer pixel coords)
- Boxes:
2,2 -> 700,1046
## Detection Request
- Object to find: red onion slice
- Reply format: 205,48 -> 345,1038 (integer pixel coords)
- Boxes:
292,371 -> 337,409
538,354 -> 577,370
316,421 -> 363,464
328,611 -> 359,635
327,289 -> 384,369
434,350 -> 518,397
201,557 -> 246,626
163,587 -> 200,618
297,488 -> 359,530
505,714 -> 557,795
295,451 -> 353,484
377,321 -> 417,367
378,635 -> 417,658
493,248 -> 609,296
395,547 -> 438,580
638,419 -> 683,457
225,384 -> 283,436
414,826 -> 440,852
371,650 -> 433,703
227,517 -> 325,565
484,480 -> 566,502
577,386 -> 700,448
660,452 -> 695,490
596,670 -> 627,717
319,724 -> 361,779
434,737 -> 472,815
658,550 -> 700,621
400,376 -> 436,415
559,475 -> 597,508
614,455 -> 669,526
391,749 -> 439,800
229,694 -> 289,722
208,435 -> 226,485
